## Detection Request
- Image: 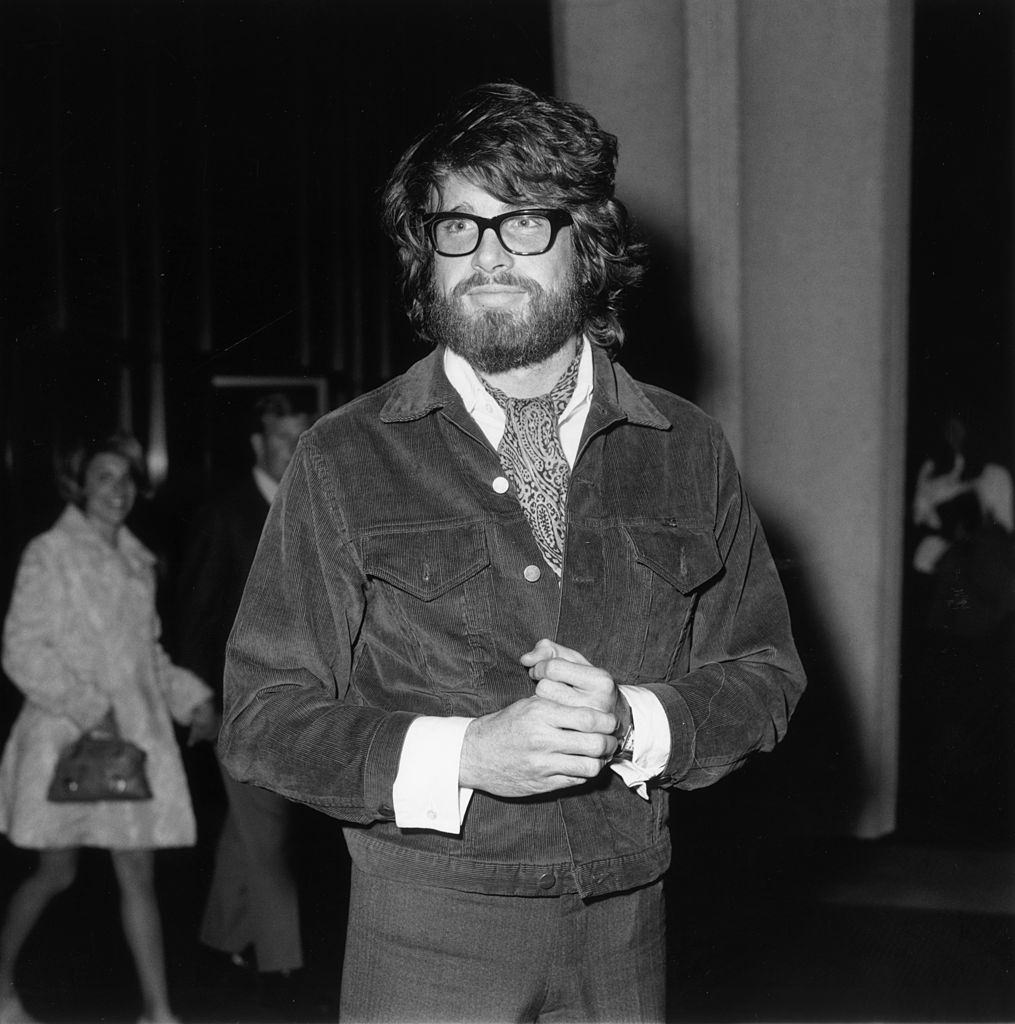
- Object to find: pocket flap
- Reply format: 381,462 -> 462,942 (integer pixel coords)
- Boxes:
624,524 -> 722,594
362,523 -> 490,601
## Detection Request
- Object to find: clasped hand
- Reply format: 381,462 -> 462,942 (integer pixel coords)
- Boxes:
459,639 -> 627,798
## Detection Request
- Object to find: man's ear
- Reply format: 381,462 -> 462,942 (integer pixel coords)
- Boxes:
250,433 -> 264,465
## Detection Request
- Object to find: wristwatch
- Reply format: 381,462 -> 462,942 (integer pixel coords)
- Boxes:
612,696 -> 635,763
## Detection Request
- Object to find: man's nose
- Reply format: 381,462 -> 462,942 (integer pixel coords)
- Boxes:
471,226 -> 514,274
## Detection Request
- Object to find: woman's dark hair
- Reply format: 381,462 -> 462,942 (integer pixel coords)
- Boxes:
56,432 -> 150,507
381,81 -> 647,357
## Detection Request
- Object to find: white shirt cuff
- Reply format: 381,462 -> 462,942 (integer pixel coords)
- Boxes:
610,685 -> 670,799
392,716 -> 474,833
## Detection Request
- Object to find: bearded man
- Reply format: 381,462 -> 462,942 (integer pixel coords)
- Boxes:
219,82 -> 806,1024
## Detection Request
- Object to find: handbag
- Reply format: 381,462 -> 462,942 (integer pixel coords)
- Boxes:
47,712 -> 153,803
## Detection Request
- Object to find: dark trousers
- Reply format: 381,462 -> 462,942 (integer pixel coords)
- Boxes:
340,864 -> 667,1023
200,763 -> 303,973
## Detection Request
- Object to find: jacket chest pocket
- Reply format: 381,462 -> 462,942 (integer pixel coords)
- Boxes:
360,523 -> 493,699
620,523 -> 723,681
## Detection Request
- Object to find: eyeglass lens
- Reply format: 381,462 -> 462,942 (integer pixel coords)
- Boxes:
432,213 -> 553,256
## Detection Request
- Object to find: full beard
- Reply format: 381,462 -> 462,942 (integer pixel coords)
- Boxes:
422,271 -> 586,374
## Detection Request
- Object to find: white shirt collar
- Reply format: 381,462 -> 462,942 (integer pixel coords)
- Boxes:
443,337 -> 593,419
443,338 -> 594,466
252,465 -> 279,504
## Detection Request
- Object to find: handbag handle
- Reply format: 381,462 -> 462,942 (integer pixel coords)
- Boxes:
87,707 -> 121,741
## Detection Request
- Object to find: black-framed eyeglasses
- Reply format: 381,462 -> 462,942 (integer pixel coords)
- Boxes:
422,209 -> 574,257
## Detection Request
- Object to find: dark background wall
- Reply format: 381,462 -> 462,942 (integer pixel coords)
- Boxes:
0,0 -> 554,580
897,0 -> 1013,844
906,0 -> 1012,467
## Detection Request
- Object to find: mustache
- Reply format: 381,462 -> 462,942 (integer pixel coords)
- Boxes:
450,272 -> 543,300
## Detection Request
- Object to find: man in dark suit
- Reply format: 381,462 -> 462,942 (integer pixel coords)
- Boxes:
177,393 -> 310,996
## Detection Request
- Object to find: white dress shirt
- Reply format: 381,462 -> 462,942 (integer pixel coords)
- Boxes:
252,465 -> 280,505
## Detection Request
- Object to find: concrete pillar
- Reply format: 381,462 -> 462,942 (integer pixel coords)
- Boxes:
553,0 -> 913,837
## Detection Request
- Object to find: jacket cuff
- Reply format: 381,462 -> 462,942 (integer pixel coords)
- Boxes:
640,682 -> 696,784
362,710 -> 421,820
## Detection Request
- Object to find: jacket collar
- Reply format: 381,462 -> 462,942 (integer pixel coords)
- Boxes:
379,345 -> 671,432
56,503 -> 156,569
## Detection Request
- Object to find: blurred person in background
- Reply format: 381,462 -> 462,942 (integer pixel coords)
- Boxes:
912,409 -> 1013,574
176,395 -> 310,1014
0,432 -> 217,1024
907,409 -> 1015,841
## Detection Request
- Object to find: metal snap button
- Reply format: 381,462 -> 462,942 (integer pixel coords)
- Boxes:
537,872 -> 556,890
523,564 -> 541,582
492,476 -> 509,493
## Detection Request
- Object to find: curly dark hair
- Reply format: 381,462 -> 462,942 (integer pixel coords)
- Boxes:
381,82 -> 647,356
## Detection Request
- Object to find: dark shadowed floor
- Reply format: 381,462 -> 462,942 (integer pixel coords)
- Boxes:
1,779 -> 1012,1023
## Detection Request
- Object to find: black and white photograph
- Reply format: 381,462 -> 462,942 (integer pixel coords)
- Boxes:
0,2 -> 1011,1023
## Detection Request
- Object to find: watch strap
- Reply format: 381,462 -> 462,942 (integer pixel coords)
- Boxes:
612,694 -> 635,762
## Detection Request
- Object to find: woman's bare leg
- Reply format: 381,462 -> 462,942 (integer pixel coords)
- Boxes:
110,849 -> 175,1023
0,848 -> 79,1004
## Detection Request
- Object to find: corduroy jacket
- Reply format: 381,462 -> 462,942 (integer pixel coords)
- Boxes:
219,345 -> 806,899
